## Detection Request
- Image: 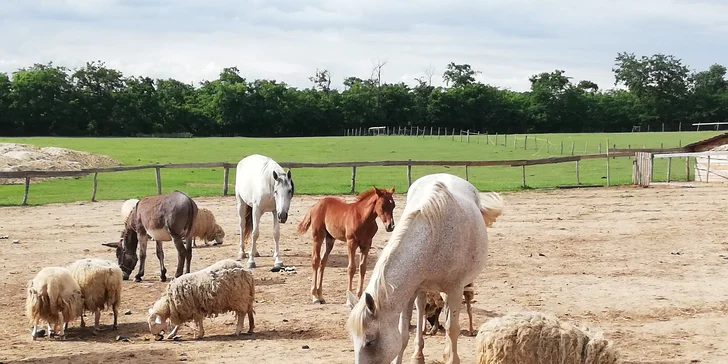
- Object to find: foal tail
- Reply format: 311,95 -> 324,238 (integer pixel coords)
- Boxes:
296,209 -> 312,234
479,192 -> 505,228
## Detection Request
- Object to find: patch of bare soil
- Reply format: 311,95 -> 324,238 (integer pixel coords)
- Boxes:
0,143 -> 121,184
0,185 -> 727,363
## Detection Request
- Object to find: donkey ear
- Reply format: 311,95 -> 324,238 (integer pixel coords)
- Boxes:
286,168 -> 292,180
364,293 -> 376,316
272,171 -> 279,181
102,241 -> 120,248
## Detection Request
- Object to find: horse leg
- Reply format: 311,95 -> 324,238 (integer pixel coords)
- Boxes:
184,237 -> 193,274
310,231 -> 323,304
394,294 -> 415,364
173,237 -> 186,278
271,208 -> 283,268
155,240 -> 167,282
246,206 -> 263,269
356,244 -> 371,298
411,292 -> 427,363
236,197 -> 248,261
134,233 -> 149,282
464,290 -> 474,336
441,289 -> 462,364
317,235 -> 335,303
344,239 -> 357,308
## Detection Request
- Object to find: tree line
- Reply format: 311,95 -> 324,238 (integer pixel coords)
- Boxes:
0,52 -> 726,137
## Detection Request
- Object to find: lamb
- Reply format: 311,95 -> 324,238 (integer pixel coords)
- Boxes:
147,259 -> 255,340
25,266 -> 84,339
424,283 -> 476,336
66,258 -> 123,332
190,208 -> 225,248
476,311 -> 620,364
121,198 -> 139,223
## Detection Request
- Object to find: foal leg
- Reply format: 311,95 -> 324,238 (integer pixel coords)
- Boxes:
356,244 -> 371,298
412,292 -> 427,363
344,239 -> 358,308
441,289 -> 462,364
173,237 -> 186,278
134,233 -> 149,282
246,206 -> 263,269
271,208 -> 283,268
317,235 -> 335,303
236,198 -> 249,261
310,231 -> 323,304
155,240 -> 167,282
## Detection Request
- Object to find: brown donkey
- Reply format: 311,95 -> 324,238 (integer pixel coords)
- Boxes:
103,190 -> 198,282
297,186 -> 396,307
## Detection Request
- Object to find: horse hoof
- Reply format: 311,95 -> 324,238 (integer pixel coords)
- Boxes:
313,299 -> 326,305
247,261 -> 256,269
410,357 -> 425,364
134,277 -> 142,283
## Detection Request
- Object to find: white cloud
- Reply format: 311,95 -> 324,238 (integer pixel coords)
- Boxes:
1,0 -> 727,91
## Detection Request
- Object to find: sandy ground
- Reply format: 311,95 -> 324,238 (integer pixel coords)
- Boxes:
0,184 -> 727,364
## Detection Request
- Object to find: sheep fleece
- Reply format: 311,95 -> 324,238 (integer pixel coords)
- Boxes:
67,258 -> 122,312
26,267 -> 84,326
476,311 -> 620,364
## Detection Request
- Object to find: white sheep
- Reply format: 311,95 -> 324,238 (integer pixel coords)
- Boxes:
25,266 -> 84,339
190,208 -> 225,248
120,198 -> 139,223
66,258 -> 123,332
147,259 -> 255,340
476,311 -> 620,364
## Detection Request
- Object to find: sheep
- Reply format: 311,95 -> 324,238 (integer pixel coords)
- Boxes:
147,259 -> 255,340
121,198 -> 139,223
476,311 -> 621,364
190,208 -> 225,248
66,258 -> 123,332
25,266 -> 84,339
424,282 -> 475,336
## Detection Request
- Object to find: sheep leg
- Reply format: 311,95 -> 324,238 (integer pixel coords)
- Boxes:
247,310 -> 254,333
57,312 -> 66,339
236,196 -> 249,260
195,317 -> 205,339
173,237 -> 186,278
246,206 -> 262,269
134,233 -> 149,282
112,303 -> 119,330
166,325 -> 179,339
441,290 -> 461,364
271,208 -> 283,268
80,310 -> 86,328
316,234 -> 335,303
310,232 -> 323,304
428,307 -> 442,335
411,291 -> 427,363
235,312 -> 244,335
47,323 -> 54,338
344,239 -> 357,308
93,308 -> 102,332
156,240 -> 167,282
31,324 -> 38,340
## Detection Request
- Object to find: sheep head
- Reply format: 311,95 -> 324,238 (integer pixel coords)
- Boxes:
147,307 -> 169,338
213,224 -> 225,245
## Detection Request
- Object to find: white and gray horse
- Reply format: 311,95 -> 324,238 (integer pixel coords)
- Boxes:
347,173 -> 504,364
234,154 -> 294,269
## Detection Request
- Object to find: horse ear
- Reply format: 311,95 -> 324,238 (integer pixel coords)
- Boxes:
346,291 -> 359,308
372,186 -> 382,197
364,293 -> 376,316
390,185 -> 396,194
286,168 -> 292,180
272,171 -> 279,180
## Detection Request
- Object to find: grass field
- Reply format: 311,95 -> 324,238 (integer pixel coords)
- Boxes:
0,131 -> 721,205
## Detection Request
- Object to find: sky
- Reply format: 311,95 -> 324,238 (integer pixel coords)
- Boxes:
1,0 -> 726,92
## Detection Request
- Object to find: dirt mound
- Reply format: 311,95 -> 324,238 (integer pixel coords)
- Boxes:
0,143 -> 121,184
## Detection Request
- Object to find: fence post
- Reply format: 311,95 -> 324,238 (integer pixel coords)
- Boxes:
465,165 -> 469,181
521,165 -> 527,188
91,172 -> 98,202
524,135 -> 528,150
155,167 -> 162,195
667,157 -> 672,182
707,155 -> 711,183
685,156 -> 690,181
513,135 -> 517,148
407,159 -> 412,188
22,177 -> 30,206
503,134 -> 507,147
598,143 -> 602,154
560,141 -> 564,154
570,142 -> 575,155
438,127 -> 441,139
223,167 -> 230,196
576,160 -> 580,185
467,130 -> 470,143
606,138 -> 611,186
546,138 -> 550,154
349,166 -> 357,194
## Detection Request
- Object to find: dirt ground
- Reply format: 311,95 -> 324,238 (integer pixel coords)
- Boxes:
1,184 -> 727,364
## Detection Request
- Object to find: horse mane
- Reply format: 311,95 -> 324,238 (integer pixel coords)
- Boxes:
348,181 -> 454,336
355,187 -> 384,202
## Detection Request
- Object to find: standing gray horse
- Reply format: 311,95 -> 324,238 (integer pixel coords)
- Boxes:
103,190 -> 198,282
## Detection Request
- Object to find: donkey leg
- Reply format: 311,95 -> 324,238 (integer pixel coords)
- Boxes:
236,197 -> 248,260
412,292 -> 427,363
155,240 -> 167,282
441,290 -> 462,364
134,234 -> 149,282
310,232 -> 323,304
317,235 -> 335,303
271,209 -> 283,268
356,245 -> 371,298
184,237 -> 193,274
173,238 -> 186,278
246,206 -> 263,269
344,239 -> 358,308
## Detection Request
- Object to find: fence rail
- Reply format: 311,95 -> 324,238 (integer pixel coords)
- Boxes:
0,151 -> 637,206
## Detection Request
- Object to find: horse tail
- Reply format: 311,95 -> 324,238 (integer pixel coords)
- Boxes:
479,192 -> 504,228
241,205 -> 253,242
296,209 -> 312,234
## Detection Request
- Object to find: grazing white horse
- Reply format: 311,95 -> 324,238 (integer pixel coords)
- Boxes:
234,154 -> 295,269
347,173 -> 504,364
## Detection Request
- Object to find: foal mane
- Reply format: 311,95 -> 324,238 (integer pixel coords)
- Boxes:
348,181 -> 454,336
354,187 -> 385,203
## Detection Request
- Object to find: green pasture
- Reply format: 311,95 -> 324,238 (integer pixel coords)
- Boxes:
0,131 -> 721,206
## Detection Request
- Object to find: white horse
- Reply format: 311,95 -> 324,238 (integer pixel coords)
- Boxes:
347,173 -> 504,364
234,154 -> 295,269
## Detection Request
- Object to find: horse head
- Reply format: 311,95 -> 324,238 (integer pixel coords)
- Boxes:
347,291 -> 403,364
272,168 -> 294,223
373,186 -> 396,232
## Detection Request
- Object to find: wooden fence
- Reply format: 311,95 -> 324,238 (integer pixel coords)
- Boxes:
0,151 -> 637,206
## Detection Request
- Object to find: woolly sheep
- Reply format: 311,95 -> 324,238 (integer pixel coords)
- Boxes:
424,283 -> 475,335
25,266 -> 84,339
190,208 -> 225,248
476,311 -> 620,364
121,198 -> 139,223
147,259 -> 255,340
66,258 -> 123,332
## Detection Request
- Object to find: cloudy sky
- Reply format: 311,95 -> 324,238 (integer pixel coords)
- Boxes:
1,0 -> 726,91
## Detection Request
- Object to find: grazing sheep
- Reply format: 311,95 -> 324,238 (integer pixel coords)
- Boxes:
476,311 -> 620,364
424,283 -> 476,336
25,267 -> 84,339
147,259 -> 255,340
66,258 -> 123,332
121,198 -> 139,223
190,208 -> 225,248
